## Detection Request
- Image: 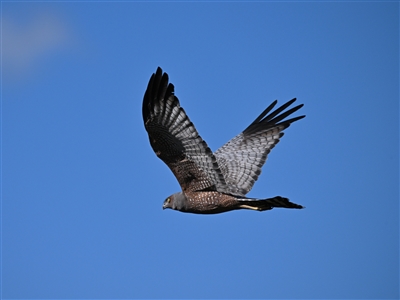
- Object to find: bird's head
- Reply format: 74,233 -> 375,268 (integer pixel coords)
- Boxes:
163,192 -> 187,211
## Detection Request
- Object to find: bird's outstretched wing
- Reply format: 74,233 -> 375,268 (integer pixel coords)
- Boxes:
214,99 -> 305,196
142,67 -> 227,192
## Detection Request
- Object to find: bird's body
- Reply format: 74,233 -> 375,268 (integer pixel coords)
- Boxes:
142,67 -> 305,214
166,191 -> 302,214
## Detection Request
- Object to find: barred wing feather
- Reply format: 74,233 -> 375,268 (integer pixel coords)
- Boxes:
143,67 -> 227,193
214,99 -> 304,196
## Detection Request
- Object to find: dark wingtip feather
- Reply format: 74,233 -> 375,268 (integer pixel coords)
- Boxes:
143,67 -> 176,124
243,98 -> 305,136
251,100 -> 278,124
143,67 -> 162,121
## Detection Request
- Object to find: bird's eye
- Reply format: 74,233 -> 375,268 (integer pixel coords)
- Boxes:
166,198 -> 171,203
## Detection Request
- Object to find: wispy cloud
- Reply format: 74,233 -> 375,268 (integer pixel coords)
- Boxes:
2,12 -> 73,80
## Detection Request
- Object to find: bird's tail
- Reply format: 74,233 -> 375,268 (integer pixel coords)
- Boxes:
236,196 -> 304,211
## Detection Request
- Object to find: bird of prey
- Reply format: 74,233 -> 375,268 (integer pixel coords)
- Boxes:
142,67 -> 305,214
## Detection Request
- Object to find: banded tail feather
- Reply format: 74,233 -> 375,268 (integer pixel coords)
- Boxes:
236,196 -> 303,211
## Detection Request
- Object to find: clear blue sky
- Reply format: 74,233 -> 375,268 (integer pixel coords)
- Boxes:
2,1 -> 398,299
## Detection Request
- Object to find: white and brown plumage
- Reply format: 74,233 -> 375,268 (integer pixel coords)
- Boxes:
142,67 -> 305,214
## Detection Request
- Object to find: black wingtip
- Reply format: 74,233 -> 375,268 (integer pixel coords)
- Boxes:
143,67 -> 173,122
243,98 -> 305,135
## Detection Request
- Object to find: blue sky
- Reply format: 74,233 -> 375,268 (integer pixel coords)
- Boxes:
1,1 -> 398,299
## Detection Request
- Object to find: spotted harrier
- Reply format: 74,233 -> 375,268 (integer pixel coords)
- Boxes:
142,67 -> 305,214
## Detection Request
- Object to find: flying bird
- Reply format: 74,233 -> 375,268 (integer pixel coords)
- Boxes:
142,67 -> 305,214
